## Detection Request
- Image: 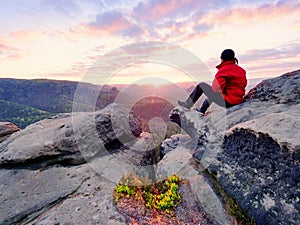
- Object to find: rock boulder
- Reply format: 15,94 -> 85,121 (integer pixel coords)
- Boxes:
0,122 -> 19,143
245,69 -> 300,105
167,69 -> 300,225
0,104 -> 142,167
0,103 -> 142,225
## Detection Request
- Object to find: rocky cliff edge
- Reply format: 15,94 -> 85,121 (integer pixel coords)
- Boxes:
166,69 -> 299,225
0,69 -> 299,225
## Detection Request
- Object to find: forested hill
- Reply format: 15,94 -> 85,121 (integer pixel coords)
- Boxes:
0,78 -> 118,128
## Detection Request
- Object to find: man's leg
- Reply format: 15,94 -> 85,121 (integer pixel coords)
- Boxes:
178,82 -> 208,109
195,83 -> 232,113
196,98 -> 210,114
179,82 -> 230,111
200,83 -> 226,106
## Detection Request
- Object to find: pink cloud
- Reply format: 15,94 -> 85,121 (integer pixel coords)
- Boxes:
160,20 -> 213,42
91,11 -> 130,30
240,42 -> 300,63
4,29 -> 68,47
0,43 -> 13,52
132,0 -> 208,22
8,30 -> 47,39
0,42 -> 20,59
70,9 -> 147,39
199,1 -> 300,25
76,10 -> 132,36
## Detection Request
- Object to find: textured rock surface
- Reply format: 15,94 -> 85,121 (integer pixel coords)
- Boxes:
0,104 -> 142,225
157,146 -> 233,225
1,69 -> 299,225
27,165 -> 127,225
167,69 -> 300,225
227,109 -> 300,160
0,166 -> 87,224
245,69 -> 300,104
214,71 -> 300,225
0,102 -> 225,225
116,177 -> 218,225
160,134 -> 192,156
0,122 -> 19,143
217,128 -> 299,225
0,104 -> 142,167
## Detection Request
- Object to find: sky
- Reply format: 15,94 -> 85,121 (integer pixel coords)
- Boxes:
0,0 -> 299,85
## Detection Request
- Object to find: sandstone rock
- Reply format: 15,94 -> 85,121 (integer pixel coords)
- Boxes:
0,104 -> 142,167
212,104 -> 300,225
168,106 -> 226,169
216,125 -> 300,225
211,71 -> 300,225
156,145 -> 234,225
1,69 -> 299,225
245,69 -> 300,105
0,165 -> 86,224
160,134 -> 192,156
0,163 -> 127,225
0,122 -> 20,143
27,165 -> 127,225
0,103 -> 143,225
227,107 -> 300,159
167,69 -> 300,225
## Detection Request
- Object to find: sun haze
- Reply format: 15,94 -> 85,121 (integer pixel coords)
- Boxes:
0,0 -> 299,84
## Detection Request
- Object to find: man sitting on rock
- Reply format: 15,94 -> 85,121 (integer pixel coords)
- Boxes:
178,49 -> 247,115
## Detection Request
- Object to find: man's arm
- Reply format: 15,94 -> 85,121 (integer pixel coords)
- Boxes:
212,70 -> 227,93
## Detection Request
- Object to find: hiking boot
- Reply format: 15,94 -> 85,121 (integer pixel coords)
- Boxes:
178,100 -> 190,109
195,108 -> 205,116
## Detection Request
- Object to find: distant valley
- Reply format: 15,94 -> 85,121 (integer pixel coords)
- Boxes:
0,79 -> 118,128
0,77 -> 265,129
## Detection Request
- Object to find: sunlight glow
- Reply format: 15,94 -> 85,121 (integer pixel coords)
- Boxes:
0,1 -> 299,82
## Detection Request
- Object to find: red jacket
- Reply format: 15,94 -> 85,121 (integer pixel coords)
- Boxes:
212,60 -> 247,105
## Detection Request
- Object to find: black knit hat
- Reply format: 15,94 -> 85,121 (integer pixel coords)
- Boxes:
221,49 -> 238,63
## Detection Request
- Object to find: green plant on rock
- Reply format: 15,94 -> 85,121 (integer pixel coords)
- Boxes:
114,173 -> 182,214
142,174 -> 181,213
114,175 -> 137,202
115,182 -> 135,201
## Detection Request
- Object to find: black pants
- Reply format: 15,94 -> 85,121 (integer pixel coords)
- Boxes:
186,82 -> 234,113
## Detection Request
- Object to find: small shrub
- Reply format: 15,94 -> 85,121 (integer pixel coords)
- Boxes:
114,174 -> 182,214
114,177 -> 136,202
141,174 -> 181,213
